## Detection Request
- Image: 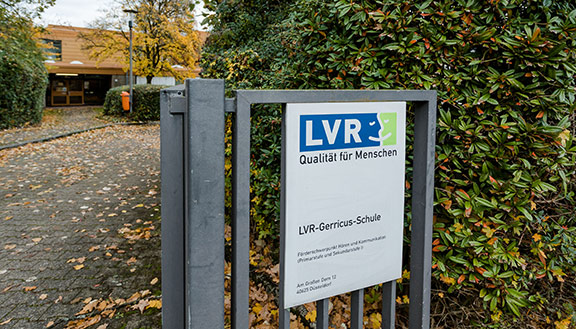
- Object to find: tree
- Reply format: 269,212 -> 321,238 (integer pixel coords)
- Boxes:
80,0 -> 200,84
0,0 -> 54,18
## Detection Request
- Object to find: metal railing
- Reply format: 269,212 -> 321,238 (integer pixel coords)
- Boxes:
160,79 -> 436,329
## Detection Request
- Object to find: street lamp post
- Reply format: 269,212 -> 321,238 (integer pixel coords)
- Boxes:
123,9 -> 138,115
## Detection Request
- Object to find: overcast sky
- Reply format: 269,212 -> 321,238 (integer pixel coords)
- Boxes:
36,0 -> 115,27
37,0 -> 208,29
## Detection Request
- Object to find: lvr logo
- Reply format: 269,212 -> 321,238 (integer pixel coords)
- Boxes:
300,112 -> 397,152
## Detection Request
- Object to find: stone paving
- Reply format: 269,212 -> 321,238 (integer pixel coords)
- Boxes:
0,110 -> 162,328
0,107 -> 112,149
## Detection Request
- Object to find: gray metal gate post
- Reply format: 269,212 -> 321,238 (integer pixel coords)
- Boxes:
161,79 -> 436,329
161,79 -> 226,329
160,85 -> 186,329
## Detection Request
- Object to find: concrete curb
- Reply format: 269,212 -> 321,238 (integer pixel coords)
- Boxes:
0,122 -> 158,151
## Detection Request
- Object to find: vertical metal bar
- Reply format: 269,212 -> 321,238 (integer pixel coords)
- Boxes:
316,298 -> 330,329
279,307 -> 291,328
279,104 -> 291,329
185,79 -> 226,329
160,87 -> 186,329
128,16 -> 133,114
381,281 -> 396,329
232,94 -> 251,329
409,97 -> 437,329
351,289 -> 364,329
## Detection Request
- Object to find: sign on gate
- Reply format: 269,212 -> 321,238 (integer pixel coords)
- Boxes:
283,102 -> 407,307
162,80 -> 436,329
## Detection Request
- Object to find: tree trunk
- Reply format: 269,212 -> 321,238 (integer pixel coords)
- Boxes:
146,76 -> 153,84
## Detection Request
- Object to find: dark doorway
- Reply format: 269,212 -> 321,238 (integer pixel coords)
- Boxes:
84,75 -> 112,105
47,74 -> 112,106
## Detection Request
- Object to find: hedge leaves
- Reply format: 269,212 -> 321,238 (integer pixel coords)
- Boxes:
202,0 -> 576,325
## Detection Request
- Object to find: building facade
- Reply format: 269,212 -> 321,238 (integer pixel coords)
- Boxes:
42,25 -> 131,106
41,25 -> 206,107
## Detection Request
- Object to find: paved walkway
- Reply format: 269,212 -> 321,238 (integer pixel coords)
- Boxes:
0,108 -> 162,328
0,107 -> 115,149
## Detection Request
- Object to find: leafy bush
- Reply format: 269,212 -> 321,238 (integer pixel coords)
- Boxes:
102,86 -> 126,116
286,0 -> 576,324
0,17 -> 48,129
103,84 -> 168,122
202,0 -> 576,326
202,0 -> 296,240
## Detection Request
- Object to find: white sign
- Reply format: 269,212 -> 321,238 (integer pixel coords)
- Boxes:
283,102 -> 406,308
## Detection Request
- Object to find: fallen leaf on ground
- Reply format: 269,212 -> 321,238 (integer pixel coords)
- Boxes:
46,321 -> 54,327
133,299 -> 149,313
4,244 -> 16,250
305,310 -> 317,322
147,299 -> 162,309
23,286 -> 37,291
76,300 -> 98,315
150,277 -> 158,285
126,291 -> 141,303
69,297 -> 82,304
0,318 -> 12,325
65,315 -> 101,329
94,300 -> 107,311
39,293 -> 48,300
4,216 -> 13,221
102,309 -> 116,319
73,264 -> 85,270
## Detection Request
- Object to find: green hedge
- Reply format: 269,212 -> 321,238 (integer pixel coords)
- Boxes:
202,0 -> 576,326
103,84 -> 168,122
0,19 -> 48,130
282,0 -> 576,323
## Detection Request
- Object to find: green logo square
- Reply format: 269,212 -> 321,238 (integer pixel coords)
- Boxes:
378,112 -> 397,146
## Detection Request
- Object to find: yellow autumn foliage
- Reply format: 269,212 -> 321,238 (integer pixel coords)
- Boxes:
79,0 -> 200,83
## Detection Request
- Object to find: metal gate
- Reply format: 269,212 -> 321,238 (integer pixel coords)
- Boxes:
160,79 -> 436,329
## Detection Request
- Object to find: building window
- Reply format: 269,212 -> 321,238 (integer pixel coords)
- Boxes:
41,39 -> 62,61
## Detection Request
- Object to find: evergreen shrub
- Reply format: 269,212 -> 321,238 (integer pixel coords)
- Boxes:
202,0 -> 576,326
0,19 -> 48,130
103,84 -> 168,122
